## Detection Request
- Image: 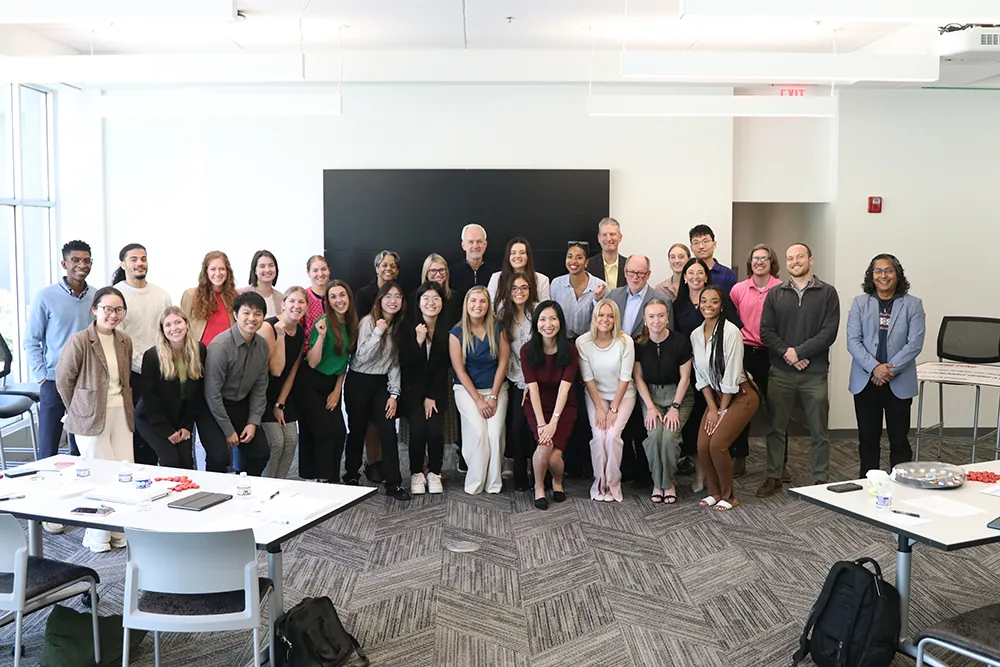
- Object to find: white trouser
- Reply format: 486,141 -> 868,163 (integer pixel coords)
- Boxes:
454,385 -> 508,494
74,405 -> 133,546
585,392 -> 636,502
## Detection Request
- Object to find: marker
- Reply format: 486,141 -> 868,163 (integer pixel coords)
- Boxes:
891,509 -> 921,518
0,495 -> 26,502
267,490 -> 280,501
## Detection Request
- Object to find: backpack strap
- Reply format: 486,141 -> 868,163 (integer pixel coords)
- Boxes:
792,563 -> 848,666
350,631 -> 370,667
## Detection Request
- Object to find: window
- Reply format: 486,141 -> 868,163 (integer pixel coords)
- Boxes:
0,85 -> 56,383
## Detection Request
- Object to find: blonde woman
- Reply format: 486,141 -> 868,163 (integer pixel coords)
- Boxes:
418,253 -> 460,328
576,299 -> 636,502
135,306 -> 206,470
180,250 -> 237,345
655,243 -> 691,301
450,286 -> 511,494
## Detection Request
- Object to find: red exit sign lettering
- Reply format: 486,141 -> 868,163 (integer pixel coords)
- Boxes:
779,87 -> 807,97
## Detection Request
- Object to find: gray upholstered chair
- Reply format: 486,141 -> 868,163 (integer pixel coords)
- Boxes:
915,604 -> 1000,666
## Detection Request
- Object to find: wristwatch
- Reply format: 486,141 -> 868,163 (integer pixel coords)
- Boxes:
552,411 -> 561,419
488,394 -> 498,401
390,394 -> 399,401
609,406 -> 619,414
669,402 -> 681,410
275,402 -> 285,410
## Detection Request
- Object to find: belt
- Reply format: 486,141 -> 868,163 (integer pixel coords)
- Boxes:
745,345 -> 768,353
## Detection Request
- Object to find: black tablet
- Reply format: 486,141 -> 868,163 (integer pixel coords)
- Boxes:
167,491 -> 233,511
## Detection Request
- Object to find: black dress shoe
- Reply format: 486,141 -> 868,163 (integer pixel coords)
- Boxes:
552,490 -> 567,503
386,485 -> 411,501
365,463 -> 383,483
534,497 -> 549,510
344,476 -> 360,486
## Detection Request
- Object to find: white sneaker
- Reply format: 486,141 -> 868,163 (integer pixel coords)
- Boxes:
110,534 -> 127,549
42,522 -> 64,535
426,473 -> 444,494
410,473 -> 427,495
501,458 -> 515,480
82,534 -> 111,554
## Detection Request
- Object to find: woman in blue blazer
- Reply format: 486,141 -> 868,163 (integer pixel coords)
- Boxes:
847,254 -> 925,478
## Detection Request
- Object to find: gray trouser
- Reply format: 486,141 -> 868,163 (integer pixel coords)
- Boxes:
765,368 -> 830,482
261,421 -> 298,479
640,385 -> 694,490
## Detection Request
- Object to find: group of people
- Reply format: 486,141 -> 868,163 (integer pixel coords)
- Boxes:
23,217 -> 925,551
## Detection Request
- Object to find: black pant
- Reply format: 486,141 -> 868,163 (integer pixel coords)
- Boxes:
344,371 -> 402,486
130,371 -> 159,465
730,345 -> 787,462
681,390 -> 707,459
855,381 -> 912,478
296,365 -> 346,482
506,385 -> 535,486
135,416 -> 195,470
621,406 -> 651,482
196,397 -> 270,476
563,378 -> 593,476
406,401 -> 444,475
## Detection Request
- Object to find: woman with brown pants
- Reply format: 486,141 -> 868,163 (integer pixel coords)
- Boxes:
690,286 -> 759,511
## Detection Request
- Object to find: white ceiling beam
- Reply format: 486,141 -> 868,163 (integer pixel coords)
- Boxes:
97,91 -> 342,117
679,0 -> 1000,24
0,0 -> 236,24
0,25 -> 79,56
589,94 -> 838,117
0,54 -> 304,84
621,51 -> 941,83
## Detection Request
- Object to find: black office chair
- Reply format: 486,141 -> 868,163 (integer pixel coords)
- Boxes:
0,335 -> 40,465
915,603 -> 1000,666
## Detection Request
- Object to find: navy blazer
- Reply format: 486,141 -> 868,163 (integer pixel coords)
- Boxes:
135,344 -> 207,439
846,293 -> 926,398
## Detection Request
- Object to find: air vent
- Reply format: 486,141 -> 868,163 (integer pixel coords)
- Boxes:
982,32 -> 1000,47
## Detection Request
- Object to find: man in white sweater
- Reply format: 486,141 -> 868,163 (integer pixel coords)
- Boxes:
113,243 -> 172,465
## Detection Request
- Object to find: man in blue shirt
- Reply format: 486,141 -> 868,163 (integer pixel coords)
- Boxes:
689,224 -> 737,294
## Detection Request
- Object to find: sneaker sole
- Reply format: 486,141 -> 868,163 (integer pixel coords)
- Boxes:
411,487 -> 427,495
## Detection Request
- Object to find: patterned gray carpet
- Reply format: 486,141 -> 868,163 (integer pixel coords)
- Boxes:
3,435 -> 998,667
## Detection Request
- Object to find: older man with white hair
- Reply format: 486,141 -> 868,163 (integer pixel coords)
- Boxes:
450,223 -> 499,303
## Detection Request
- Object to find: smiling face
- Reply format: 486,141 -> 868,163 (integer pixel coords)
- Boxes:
426,261 -> 448,286
162,312 -> 188,345
643,303 -> 669,336
123,248 -> 148,281
684,263 -> 707,291
786,244 -> 813,279
565,246 -> 587,275
62,250 -> 93,284
381,286 -> 404,316
419,289 -> 443,319
699,289 -> 722,321
690,234 -> 716,261
511,277 -> 531,307
462,227 -> 487,263
236,304 -> 264,337
207,258 -> 228,288
596,303 -> 615,334
308,258 -> 330,290
598,224 -> 622,254
255,255 -> 277,286
282,291 -> 307,323
466,290 -> 489,321
872,258 -> 898,295
509,243 -> 528,270
536,306 -> 560,340
624,256 -> 650,293
750,249 -> 772,278
328,285 -> 351,317
668,246 -> 690,274
94,294 -> 126,331
377,255 -> 399,283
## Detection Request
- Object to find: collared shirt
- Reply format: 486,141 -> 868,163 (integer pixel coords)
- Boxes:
550,273 -> 606,340
706,261 -> 738,293
204,324 -> 270,437
603,256 -> 620,291
59,277 -> 90,300
622,284 -> 649,336
352,315 -> 402,395
791,275 -> 817,299
690,319 -> 746,394
729,275 -> 782,347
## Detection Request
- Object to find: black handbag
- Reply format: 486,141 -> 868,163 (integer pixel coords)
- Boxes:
274,596 -> 368,667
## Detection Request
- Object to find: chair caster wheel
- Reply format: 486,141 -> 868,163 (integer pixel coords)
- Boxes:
82,591 -> 98,608
11,644 -> 25,657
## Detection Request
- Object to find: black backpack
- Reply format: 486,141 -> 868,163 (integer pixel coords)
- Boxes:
792,557 -> 900,667
274,596 -> 369,667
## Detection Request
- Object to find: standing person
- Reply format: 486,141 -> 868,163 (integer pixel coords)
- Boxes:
589,217 -> 628,291
112,243 -> 172,466
180,251 -> 237,346
56,286 -> 133,552
417,253 -> 461,329
757,243 -> 840,496
303,254 -> 331,341
728,244 -> 784,478
299,280 -> 356,483
197,292 -> 272,477
688,225 -> 737,293
522,301 -> 578,510
355,250 -> 400,323
343,282 -> 409,500
691,286 -> 759,511
576,299 -> 636,502
238,250 -> 283,319
135,307 -> 206,470
25,240 -> 94,466
608,255 -> 673,339
450,224 -> 499,300
500,274 -> 539,490
487,237 -> 551,306
450,287 -> 510,495
633,299 -> 694,505
256,286 -> 307,479
655,243 -> 691,302
400,282 -> 451,495
848,254 -> 925,477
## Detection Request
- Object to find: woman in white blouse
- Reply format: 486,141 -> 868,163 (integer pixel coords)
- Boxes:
487,237 -> 551,307
690,286 -> 759,511
576,299 -> 635,502
500,273 -> 539,491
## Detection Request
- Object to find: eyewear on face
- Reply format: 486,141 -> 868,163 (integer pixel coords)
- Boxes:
625,270 -> 649,278
68,257 -> 93,266
751,257 -> 770,264
872,268 -> 896,276
98,306 -> 126,315
690,239 -> 713,248
511,285 -> 530,293
427,268 -> 447,276
420,294 -> 442,303
383,294 -> 404,301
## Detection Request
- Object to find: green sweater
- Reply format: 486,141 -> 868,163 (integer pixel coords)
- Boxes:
308,317 -> 350,376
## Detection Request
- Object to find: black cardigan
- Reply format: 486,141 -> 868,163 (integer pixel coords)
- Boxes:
135,344 -> 207,439
399,317 -> 451,412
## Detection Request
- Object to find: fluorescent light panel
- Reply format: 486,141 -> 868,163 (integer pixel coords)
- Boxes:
0,0 -> 236,23
679,0 -> 1000,23
621,52 -> 940,83
98,92 -> 343,118
589,94 -> 837,117
0,54 -> 305,84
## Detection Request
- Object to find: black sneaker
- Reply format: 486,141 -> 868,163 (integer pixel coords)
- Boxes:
344,476 -> 360,486
386,485 -> 411,501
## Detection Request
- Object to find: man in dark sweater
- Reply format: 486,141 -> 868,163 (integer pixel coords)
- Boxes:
756,243 -> 840,495
449,223 -> 499,302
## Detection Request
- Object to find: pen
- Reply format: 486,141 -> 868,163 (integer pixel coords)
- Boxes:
0,495 -> 26,502
891,509 -> 921,518
267,491 -> 280,501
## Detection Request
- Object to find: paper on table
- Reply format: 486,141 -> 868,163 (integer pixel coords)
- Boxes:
884,513 -> 932,528
242,494 -> 333,524
978,484 -> 1000,498
902,496 -> 986,518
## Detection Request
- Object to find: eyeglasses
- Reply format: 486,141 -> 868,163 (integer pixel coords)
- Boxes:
426,268 -> 447,277
511,285 -> 530,293
67,257 -> 93,266
97,306 -> 126,315
624,270 -> 649,278
690,239 -> 713,248
420,294 -> 442,303
872,268 -> 896,276
383,294 -> 403,301
567,241 -> 590,251
751,257 -> 770,264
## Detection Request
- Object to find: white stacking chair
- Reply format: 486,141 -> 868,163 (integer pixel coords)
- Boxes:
121,528 -> 272,667
0,514 -> 101,667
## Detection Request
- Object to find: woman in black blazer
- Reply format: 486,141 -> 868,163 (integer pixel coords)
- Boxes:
400,282 -> 452,495
135,307 -> 207,469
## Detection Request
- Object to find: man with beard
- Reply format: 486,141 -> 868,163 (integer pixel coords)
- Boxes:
756,243 -> 840,496
113,243 -> 172,465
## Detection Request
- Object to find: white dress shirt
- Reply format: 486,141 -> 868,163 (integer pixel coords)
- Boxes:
690,319 -> 746,394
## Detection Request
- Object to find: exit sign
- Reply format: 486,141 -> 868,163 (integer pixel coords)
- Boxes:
779,86 -> 808,97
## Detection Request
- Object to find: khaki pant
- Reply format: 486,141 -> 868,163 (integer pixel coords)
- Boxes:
765,368 -> 830,482
74,405 -> 132,547
640,385 -> 694,490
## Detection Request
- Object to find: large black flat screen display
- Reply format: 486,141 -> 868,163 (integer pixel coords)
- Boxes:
323,169 -> 611,295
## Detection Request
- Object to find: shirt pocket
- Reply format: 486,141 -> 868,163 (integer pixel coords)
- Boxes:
69,389 -> 97,419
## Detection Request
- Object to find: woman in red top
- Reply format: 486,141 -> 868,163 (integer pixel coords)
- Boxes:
521,300 -> 579,510
302,254 -> 331,342
180,251 -> 237,345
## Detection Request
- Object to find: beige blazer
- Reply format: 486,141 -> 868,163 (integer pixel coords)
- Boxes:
180,287 -> 235,343
55,323 -> 134,436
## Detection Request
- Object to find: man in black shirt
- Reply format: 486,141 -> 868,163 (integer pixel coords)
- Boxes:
449,223 -> 499,302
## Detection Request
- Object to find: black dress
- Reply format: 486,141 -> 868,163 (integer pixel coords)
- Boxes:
261,316 -> 304,424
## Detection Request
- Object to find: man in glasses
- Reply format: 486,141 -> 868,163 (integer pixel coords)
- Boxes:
689,224 -> 737,293
608,255 -> 673,339
590,217 -> 628,291
25,240 -> 95,534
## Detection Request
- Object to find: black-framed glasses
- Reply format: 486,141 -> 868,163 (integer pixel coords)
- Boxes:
97,306 -> 126,315
567,241 -> 590,251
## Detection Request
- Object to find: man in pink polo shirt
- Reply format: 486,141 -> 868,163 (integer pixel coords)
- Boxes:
728,244 -> 786,478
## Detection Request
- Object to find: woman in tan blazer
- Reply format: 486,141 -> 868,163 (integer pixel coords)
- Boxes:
56,286 -> 135,553
180,250 -> 237,345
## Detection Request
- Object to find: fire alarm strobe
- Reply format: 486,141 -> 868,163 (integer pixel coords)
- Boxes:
868,196 -> 882,214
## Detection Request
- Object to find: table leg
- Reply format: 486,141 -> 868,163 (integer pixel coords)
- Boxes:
262,546 -> 284,666
972,385 -> 981,463
915,381 -> 925,460
28,520 -> 42,557
893,535 -> 951,667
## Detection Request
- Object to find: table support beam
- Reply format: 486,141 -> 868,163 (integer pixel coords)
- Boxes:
262,546 -> 284,666
28,519 -> 42,557
894,534 -> 951,666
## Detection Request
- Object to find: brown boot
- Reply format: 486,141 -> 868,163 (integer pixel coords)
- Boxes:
755,477 -> 783,497
732,456 -> 746,478
781,465 -> 792,483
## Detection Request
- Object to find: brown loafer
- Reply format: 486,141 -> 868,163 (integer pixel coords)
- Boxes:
732,456 -> 747,478
755,477 -> 783,498
781,465 -> 792,483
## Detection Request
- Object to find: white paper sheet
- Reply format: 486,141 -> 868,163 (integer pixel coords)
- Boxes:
883,513 -> 933,528
901,496 -> 987,518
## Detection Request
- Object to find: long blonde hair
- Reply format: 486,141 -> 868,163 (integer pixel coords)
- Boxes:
459,286 -> 498,362
156,306 -> 204,381
589,298 -> 627,344
421,253 -> 452,299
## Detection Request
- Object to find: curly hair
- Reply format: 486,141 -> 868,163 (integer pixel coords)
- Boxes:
191,251 -> 237,321
862,253 -> 909,296
325,280 -> 359,356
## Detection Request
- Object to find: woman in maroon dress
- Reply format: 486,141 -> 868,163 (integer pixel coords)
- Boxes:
521,300 -> 579,510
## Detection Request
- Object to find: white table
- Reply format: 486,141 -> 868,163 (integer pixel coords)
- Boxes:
0,455 -> 375,663
915,361 -> 1000,462
789,460 -> 1000,667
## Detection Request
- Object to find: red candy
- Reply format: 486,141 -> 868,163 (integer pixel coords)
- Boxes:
154,475 -> 200,492
967,471 -> 1000,484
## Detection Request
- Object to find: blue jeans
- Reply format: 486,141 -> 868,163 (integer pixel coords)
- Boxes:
38,380 -> 78,458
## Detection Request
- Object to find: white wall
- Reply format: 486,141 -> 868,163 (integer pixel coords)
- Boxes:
733,117 -> 835,205
731,203 -> 833,281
